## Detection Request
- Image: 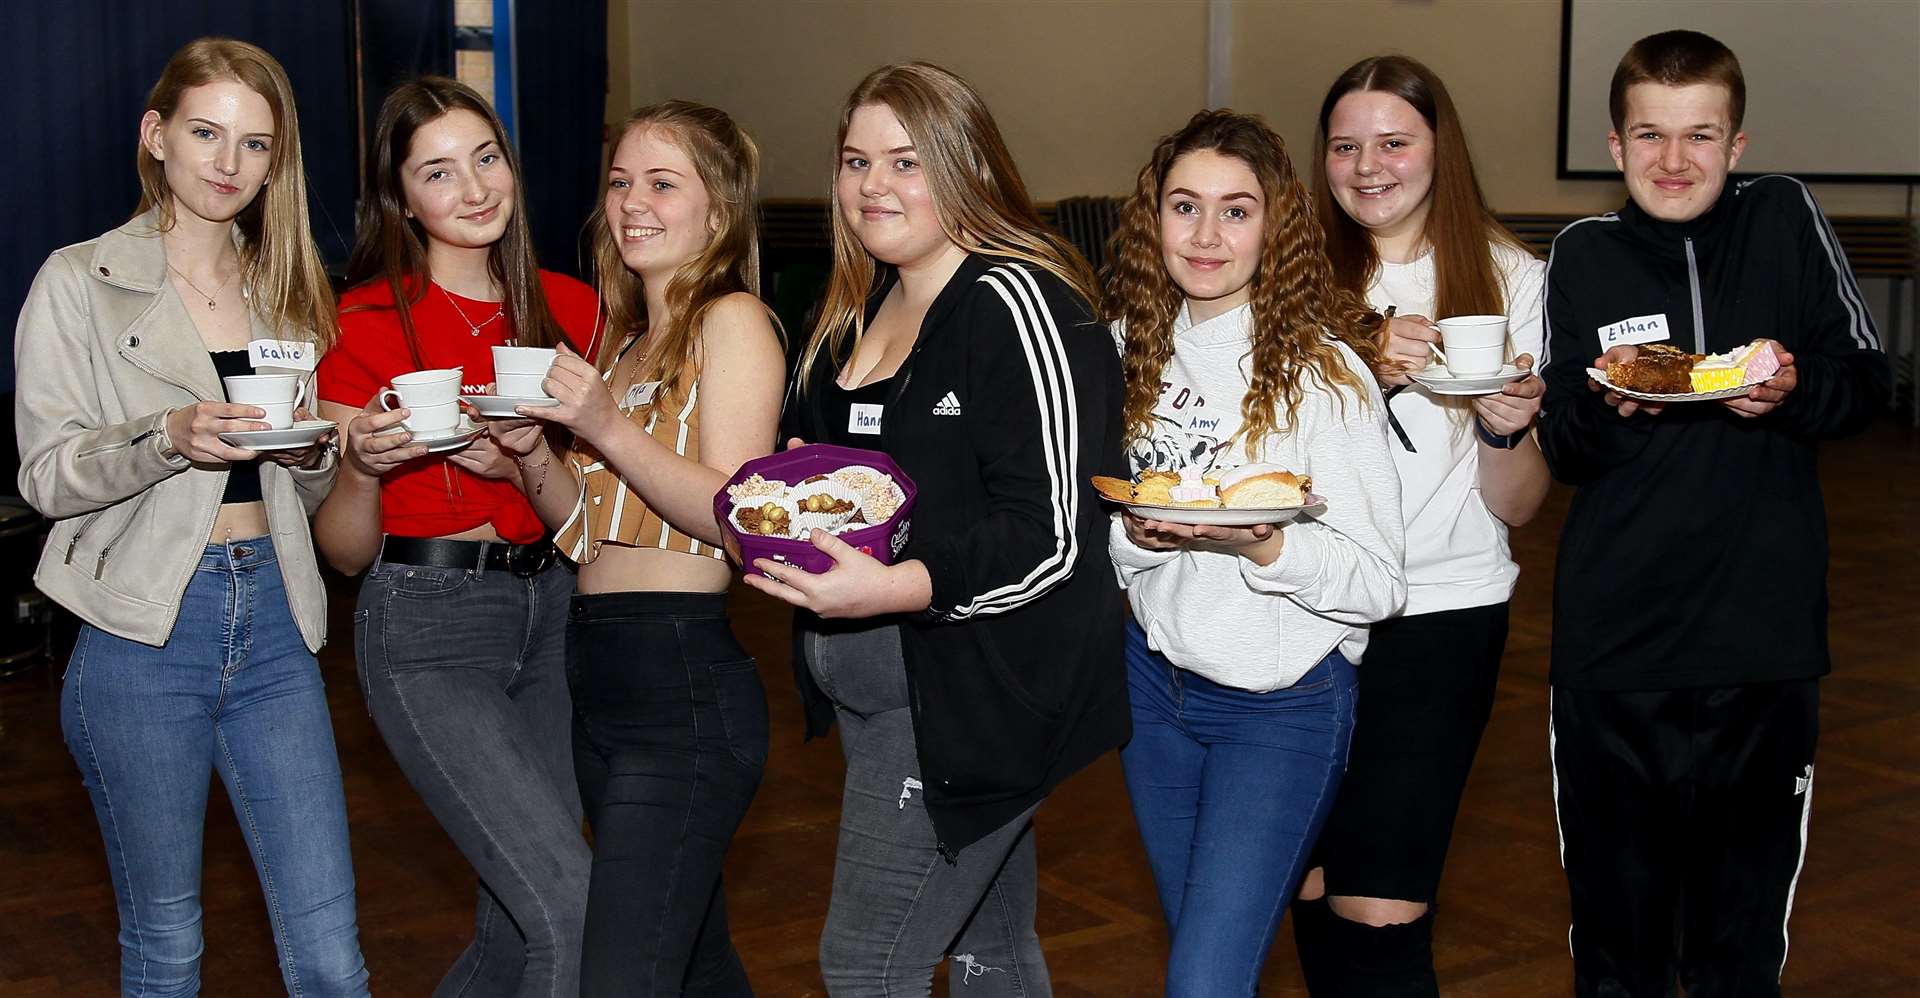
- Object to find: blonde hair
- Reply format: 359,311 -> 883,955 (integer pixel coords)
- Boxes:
1105,110 -> 1384,455
593,100 -> 766,407
797,62 -> 1097,389
134,38 -> 336,350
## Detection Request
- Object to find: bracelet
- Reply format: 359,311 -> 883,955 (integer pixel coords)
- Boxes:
517,440 -> 553,495
1474,418 -> 1528,450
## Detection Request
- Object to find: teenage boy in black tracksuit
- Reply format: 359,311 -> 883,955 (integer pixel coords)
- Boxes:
1537,31 -> 1890,998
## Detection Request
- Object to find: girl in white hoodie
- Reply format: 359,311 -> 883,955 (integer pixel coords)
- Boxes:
1105,109 -> 1406,998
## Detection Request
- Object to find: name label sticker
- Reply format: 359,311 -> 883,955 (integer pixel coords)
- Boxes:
623,380 -> 661,410
1597,313 -> 1671,349
848,402 -> 884,436
247,338 -> 317,372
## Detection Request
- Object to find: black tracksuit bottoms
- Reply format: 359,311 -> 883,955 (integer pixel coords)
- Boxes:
1549,679 -> 1818,998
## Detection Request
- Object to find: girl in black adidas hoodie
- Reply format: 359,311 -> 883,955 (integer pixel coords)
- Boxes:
747,63 -> 1127,997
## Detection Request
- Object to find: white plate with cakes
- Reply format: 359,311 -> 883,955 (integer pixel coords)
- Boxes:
1093,464 -> 1326,526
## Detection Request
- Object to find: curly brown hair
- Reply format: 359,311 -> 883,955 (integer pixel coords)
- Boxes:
1104,109 -> 1384,457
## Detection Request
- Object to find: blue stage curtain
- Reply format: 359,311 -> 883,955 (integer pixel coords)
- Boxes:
512,0 -> 608,280
1,1 -> 356,395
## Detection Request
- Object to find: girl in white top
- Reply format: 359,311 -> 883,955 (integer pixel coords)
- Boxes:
1290,55 -> 1550,998
1107,109 -> 1405,998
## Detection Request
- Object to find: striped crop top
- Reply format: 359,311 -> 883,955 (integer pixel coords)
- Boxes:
556,360 -> 726,565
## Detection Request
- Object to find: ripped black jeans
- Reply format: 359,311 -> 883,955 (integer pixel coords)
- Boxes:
805,624 -> 1049,998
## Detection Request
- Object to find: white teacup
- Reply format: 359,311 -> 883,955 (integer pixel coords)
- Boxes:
493,346 -> 556,399
382,399 -> 460,433
223,374 -> 309,429
1435,343 -> 1507,377
378,367 -> 463,411
495,372 -> 549,398
1436,314 -> 1509,350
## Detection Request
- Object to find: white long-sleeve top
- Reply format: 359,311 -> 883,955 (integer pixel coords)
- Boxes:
1111,302 -> 1406,692
1369,240 -> 1545,615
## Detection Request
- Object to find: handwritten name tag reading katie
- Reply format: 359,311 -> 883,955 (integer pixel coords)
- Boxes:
848,402 -> 884,436
248,338 -> 317,372
1597,313 -> 1671,349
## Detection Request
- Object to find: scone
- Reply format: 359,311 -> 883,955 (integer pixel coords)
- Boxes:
1217,463 -> 1311,508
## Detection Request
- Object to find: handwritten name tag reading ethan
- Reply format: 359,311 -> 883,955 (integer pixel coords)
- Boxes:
1597,313 -> 1671,349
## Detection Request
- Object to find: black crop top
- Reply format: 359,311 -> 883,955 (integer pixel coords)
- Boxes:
822,374 -> 895,448
211,350 -> 264,504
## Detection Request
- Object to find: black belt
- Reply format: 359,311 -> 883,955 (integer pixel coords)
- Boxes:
378,536 -> 558,577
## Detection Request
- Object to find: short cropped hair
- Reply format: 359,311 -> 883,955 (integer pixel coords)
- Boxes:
1609,30 -> 1746,133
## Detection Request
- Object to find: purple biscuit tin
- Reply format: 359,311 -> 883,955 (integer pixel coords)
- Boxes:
713,444 -> 918,577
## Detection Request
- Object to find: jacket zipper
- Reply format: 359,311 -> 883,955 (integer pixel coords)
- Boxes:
64,496 -> 149,580
1683,237 -> 1707,354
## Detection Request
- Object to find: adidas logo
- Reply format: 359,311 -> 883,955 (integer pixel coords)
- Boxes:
932,391 -> 962,416
1795,764 -> 1813,796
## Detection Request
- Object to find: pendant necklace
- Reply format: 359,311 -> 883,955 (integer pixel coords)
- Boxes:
437,282 -> 505,336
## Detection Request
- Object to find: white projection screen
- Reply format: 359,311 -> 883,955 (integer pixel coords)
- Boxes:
1559,0 -> 1920,181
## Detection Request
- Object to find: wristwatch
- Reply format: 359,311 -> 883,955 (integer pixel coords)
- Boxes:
1474,418 -> 1529,450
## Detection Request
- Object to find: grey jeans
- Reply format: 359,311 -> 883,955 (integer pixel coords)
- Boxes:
356,557 -> 591,998
805,624 -> 1050,998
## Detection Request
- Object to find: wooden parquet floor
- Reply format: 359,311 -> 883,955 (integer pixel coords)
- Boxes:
2,415 -> 1915,996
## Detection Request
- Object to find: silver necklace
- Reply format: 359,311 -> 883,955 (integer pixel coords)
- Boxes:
167,262 -> 234,310
437,282 -> 505,336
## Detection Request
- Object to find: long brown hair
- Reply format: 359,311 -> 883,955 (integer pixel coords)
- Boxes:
593,100 -> 765,408
797,62 -> 1098,388
1106,109 -> 1384,454
344,76 -> 566,367
135,38 -> 336,349
1313,55 -> 1531,323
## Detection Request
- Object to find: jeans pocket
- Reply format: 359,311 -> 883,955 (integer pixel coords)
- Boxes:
709,659 -> 769,773
352,609 -> 372,715
383,565 -> 475,599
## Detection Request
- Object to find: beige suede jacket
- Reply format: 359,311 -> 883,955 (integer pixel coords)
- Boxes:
14,212 -> 337,650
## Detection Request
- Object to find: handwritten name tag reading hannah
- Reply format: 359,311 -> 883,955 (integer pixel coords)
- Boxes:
248,338 -> 318,372
1597,313 -> 1671,349
848,403 -> 884,436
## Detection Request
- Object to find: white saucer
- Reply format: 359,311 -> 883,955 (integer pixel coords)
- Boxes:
461,394 -> 559,418
219,419 -> 337,451
1407,364 -> 1530,396
1121,496 -> 1327,527
376,418 -> 484,454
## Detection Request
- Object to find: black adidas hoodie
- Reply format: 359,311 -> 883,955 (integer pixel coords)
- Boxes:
1538,175 -> 1891,691
786,252 -> 1130,853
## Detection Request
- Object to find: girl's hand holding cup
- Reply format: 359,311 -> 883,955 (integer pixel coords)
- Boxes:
344,398 -> 427,478
1379,314 -> 1440,386
165,401 -> 269,463
521,342 -> 619,444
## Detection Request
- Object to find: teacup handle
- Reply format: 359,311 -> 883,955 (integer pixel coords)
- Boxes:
377,388 -> 405,412
1426,342 -> 1449,366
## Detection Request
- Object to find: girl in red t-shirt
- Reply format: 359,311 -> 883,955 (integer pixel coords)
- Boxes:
312,77 -> 598,995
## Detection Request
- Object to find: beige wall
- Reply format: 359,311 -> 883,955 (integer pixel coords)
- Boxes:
606,0 -> 1911,216
609,0 -> 1207,201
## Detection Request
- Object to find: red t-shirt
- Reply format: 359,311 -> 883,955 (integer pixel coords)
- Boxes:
319,271 -> 602,542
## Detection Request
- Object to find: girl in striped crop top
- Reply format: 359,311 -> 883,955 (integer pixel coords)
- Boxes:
552,338 -> 726,565
486,100 -> 783,995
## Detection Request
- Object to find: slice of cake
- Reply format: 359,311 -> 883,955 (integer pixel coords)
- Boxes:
1608,343 -> 1698,394
1688,353 -> 1745,392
